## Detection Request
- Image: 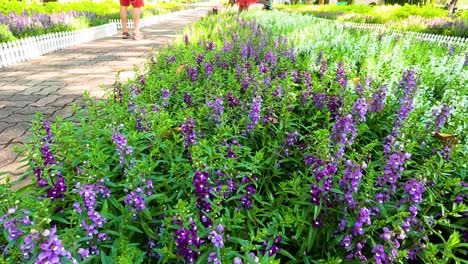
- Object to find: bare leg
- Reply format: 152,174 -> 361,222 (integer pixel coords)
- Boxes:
120,6 -> 128,33
133,8 -> 141,34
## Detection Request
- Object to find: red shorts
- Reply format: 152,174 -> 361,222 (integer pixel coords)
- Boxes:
237,0 -> 256,7
120,0 -> 144,8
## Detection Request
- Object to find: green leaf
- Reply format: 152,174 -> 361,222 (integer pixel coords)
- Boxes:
146,193 -> 164,203
306,227 -> 317,251
230,236 -> 250,248
50,215 -> 69,225
140,221 -> 158,239
100,251 -> 113,264
447,231 -> 460,247
126,225 -> 143,233
102,200 -> 109,215
278,248 -> 297,260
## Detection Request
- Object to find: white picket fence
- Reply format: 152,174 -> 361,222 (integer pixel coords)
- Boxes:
342,21 -> 468,46
0,8 -> 198,69
0,23 -> 117,68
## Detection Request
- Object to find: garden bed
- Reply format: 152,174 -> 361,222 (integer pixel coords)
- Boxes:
274,4 -> 468,37
1,10 -> 467,263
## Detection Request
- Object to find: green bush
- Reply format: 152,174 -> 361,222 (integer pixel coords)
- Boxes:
1,12 -> 467,263
0,24 -> 16,43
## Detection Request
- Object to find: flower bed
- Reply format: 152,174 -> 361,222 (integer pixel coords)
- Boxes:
274,4 -> 468,37
1,12 -> 467,263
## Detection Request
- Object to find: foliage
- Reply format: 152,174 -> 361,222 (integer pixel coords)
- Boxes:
1,11 -> 467,264
274,4 -> 468,37
0,24 -> 16,43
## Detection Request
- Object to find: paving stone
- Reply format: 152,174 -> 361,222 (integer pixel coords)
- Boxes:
35,85 -> 63,95
2,113 -> 36,124
15,106 -> 58,115
31,95 -> 61,107
20,85 -> 49,95
0,122 -> 30,144
0,100 -> 34,108
0,122 -> 14,134
53,107 -> 75,120
51,95 -> 81,107
0,109 -> 12,119
0,161 -> 29,186
0,143 -> 23,167
6,94 -> 41,102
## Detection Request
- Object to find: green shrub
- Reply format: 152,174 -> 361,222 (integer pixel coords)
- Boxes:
0,24 -> 16,43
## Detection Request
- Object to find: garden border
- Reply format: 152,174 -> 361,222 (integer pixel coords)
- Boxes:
341,21 -> 468,46
0,9 -> 198,69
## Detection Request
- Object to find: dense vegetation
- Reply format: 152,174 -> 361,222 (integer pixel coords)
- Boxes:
275,4 -> 468,37
1,9 -> 467,264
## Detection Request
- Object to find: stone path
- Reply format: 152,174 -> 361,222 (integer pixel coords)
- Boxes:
0,7 -> 210,187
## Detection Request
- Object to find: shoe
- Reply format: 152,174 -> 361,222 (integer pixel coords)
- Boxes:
122,32 -> 131,39
133,32 -> 143,40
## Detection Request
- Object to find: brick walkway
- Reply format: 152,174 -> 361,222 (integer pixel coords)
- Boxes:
0,8 -> 210,187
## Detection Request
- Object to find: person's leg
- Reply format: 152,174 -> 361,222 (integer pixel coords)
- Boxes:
120,5 -> 130,38
132,0 -> 144,40
132,7 -> 141,34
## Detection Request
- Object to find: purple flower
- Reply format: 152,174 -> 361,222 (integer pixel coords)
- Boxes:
193,171 -> 210,197
353,207 -> 371,236
184,93 -> 193,107
208,228 -> 224,248
265,50 -> 277,68
112,128 -> 133,168
336,62 -> 347,89
46,174 -> 67,200
78,248 -> 89,260
316,50 -> 324,66
182,117 -> 196,149
339,160 -> 363,207
188,67 -> 199,82
206,96 -> 225,124
226,92 -> 239,108
37,226 -> 77,264
124,191 -> 146,218
234,256 -> 243,264
174,222 -> 201,263
208,251 -> 221,264
21,232 -> 40,260
340,235 -> 353,250
327,95 -> 343,118
240,176 -> 257,209
352,97 -> 368,122
372,244 -> 388,264
312,93 -> 327,109
320,60 -> 328,77
329,114 -> 357,158
221,41 -> 232,52
205,62 -> 213,78
393,70 -> 419,134
370,85 -> 387,112
247,95 -> 262,133
404,179 -> 425,203
285,130 -> 299,147
433,103 -> 452,132
382,151 -> 411,187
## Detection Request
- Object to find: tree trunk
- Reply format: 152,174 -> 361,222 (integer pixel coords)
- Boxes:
319,0 -> 324,4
